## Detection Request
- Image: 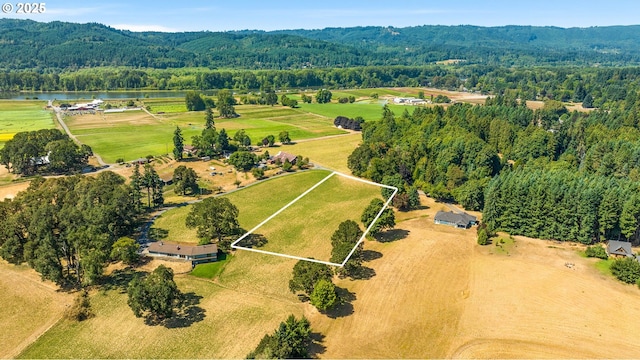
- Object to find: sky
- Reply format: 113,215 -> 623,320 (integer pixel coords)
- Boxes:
2,0 -> 639,32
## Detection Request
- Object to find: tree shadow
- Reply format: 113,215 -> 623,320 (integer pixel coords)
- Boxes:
162,292 -> 206,329
324,287 -> 355,319
374,229 -> 410,243
361,250 -> 383,262
347,266 -> 376,280
308,332 -> 327,358
100,268 -> 145,293
148,227 -> 168,241
236,233 -> 268,248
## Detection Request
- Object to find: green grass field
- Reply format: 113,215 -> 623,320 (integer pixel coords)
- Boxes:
298,102 -> 406,122
284,133 -> 362,173
151,170 -> 332,244
190,253 -> 231,279
0,100 -> 56,148
595,258 -> 614,276
249,173 -> 382,261
65,104 -> 347,163
143,98 -> 188,113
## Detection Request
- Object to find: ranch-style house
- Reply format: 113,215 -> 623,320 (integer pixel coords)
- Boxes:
434,210 -> 477,229
147,241 -> 218,266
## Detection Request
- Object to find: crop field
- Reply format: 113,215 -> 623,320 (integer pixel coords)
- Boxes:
143,98 -> 188,113
241,173 -> 382,262
0,100 -> 55,148
151,170 -> 332,244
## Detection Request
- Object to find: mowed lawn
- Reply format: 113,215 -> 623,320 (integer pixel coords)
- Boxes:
151,170 -> 332,244
253,173 -> 382,261
0,100 -> 56,148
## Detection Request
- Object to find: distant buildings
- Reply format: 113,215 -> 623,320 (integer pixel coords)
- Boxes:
393,97 -> 427,105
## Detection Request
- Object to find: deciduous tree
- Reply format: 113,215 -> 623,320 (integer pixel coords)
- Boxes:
185,197 -> 240,251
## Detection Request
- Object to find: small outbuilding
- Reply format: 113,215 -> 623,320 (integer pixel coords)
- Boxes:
147,241 -> 218,266
434,210 -> 477,229
606,240 -> 634,258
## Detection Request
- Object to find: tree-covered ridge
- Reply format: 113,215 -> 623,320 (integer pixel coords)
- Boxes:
4,19 -> 640,70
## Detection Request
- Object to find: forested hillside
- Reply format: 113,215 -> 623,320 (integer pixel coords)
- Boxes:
3,19 -> 640,70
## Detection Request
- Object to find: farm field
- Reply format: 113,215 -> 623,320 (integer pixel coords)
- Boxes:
151,170 -> 332,244
64,105 -> 346,163
0,261 -> 72,359
246,173 -> 382,262
284,133 -> 362,173
297,102 -> 405,121
0,100 -> 56,148
11,191 -> 640,358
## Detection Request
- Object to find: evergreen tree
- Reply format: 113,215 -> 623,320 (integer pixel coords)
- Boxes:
130,163 -> 143,212
173,126 -> 184,160
204,107 -> 215,130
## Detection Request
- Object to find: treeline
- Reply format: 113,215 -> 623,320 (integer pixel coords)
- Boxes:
6,65 -> 640,110
484,170 -> 640,244
0,172 -> 141,286
347,93 -> 640,245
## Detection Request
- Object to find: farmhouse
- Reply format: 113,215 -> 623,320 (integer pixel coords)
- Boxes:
606,240 -> 635,258
434,210 -> 477,229
147,241 -> 218,265
183,145 -> 198,156
271,151 -> 297,165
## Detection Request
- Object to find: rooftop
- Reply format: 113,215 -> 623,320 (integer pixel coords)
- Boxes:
148,242 -> 218,257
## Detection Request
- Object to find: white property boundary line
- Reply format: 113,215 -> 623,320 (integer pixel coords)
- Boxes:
230,171 -> 398,267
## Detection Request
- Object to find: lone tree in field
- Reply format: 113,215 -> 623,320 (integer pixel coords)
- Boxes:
247,315 -> 312,359
289,260 -> 333,296
361,198 -> 395,236
315,89 -> 332,104
185,197 -> 241,251
330,220 -> 364,277
310,278 -> 338,311
172,165 -> 199,196
173,126 -> 184,160
217,89 -> 237,118
279,131 -> 291,145
185,91 -> 206,111
127,265 -> 182,323
204,107 -> 215,130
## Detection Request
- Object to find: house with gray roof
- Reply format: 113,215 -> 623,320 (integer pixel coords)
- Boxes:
434,210 -> 477,229
147,241 -> 217,266
606,240 -> 635,258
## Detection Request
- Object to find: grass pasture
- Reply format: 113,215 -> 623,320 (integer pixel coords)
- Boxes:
284,133 -> 362,173
151,170 -> 333,244
244,173 -> 382,262
65,103 -> 347,163
298,102 -> 406,122
0,100 -> 55,148
142,98 -> 188,113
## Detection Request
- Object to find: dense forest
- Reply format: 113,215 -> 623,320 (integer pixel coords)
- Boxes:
3,19 -> 640,71
348,92 -> 640,244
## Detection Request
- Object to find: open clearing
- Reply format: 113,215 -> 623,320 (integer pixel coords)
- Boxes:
151,170 -> 332,244
12,182 -> 640,358
0,100 -> 56,148
0,261 -> 72,359
308,196 -> 640,358
236,172 -> 383,262
283,133 -> 362,173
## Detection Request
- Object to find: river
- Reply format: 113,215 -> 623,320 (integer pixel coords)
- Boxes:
0,90 -> 207,100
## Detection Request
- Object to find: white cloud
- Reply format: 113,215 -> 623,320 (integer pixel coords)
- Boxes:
111,24 -> 178,32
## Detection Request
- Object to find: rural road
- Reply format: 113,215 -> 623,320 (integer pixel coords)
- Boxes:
52,107 -> 108,167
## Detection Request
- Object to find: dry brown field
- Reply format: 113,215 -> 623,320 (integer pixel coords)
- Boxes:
8,184 -> 640,358
0,261 -> 72,359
